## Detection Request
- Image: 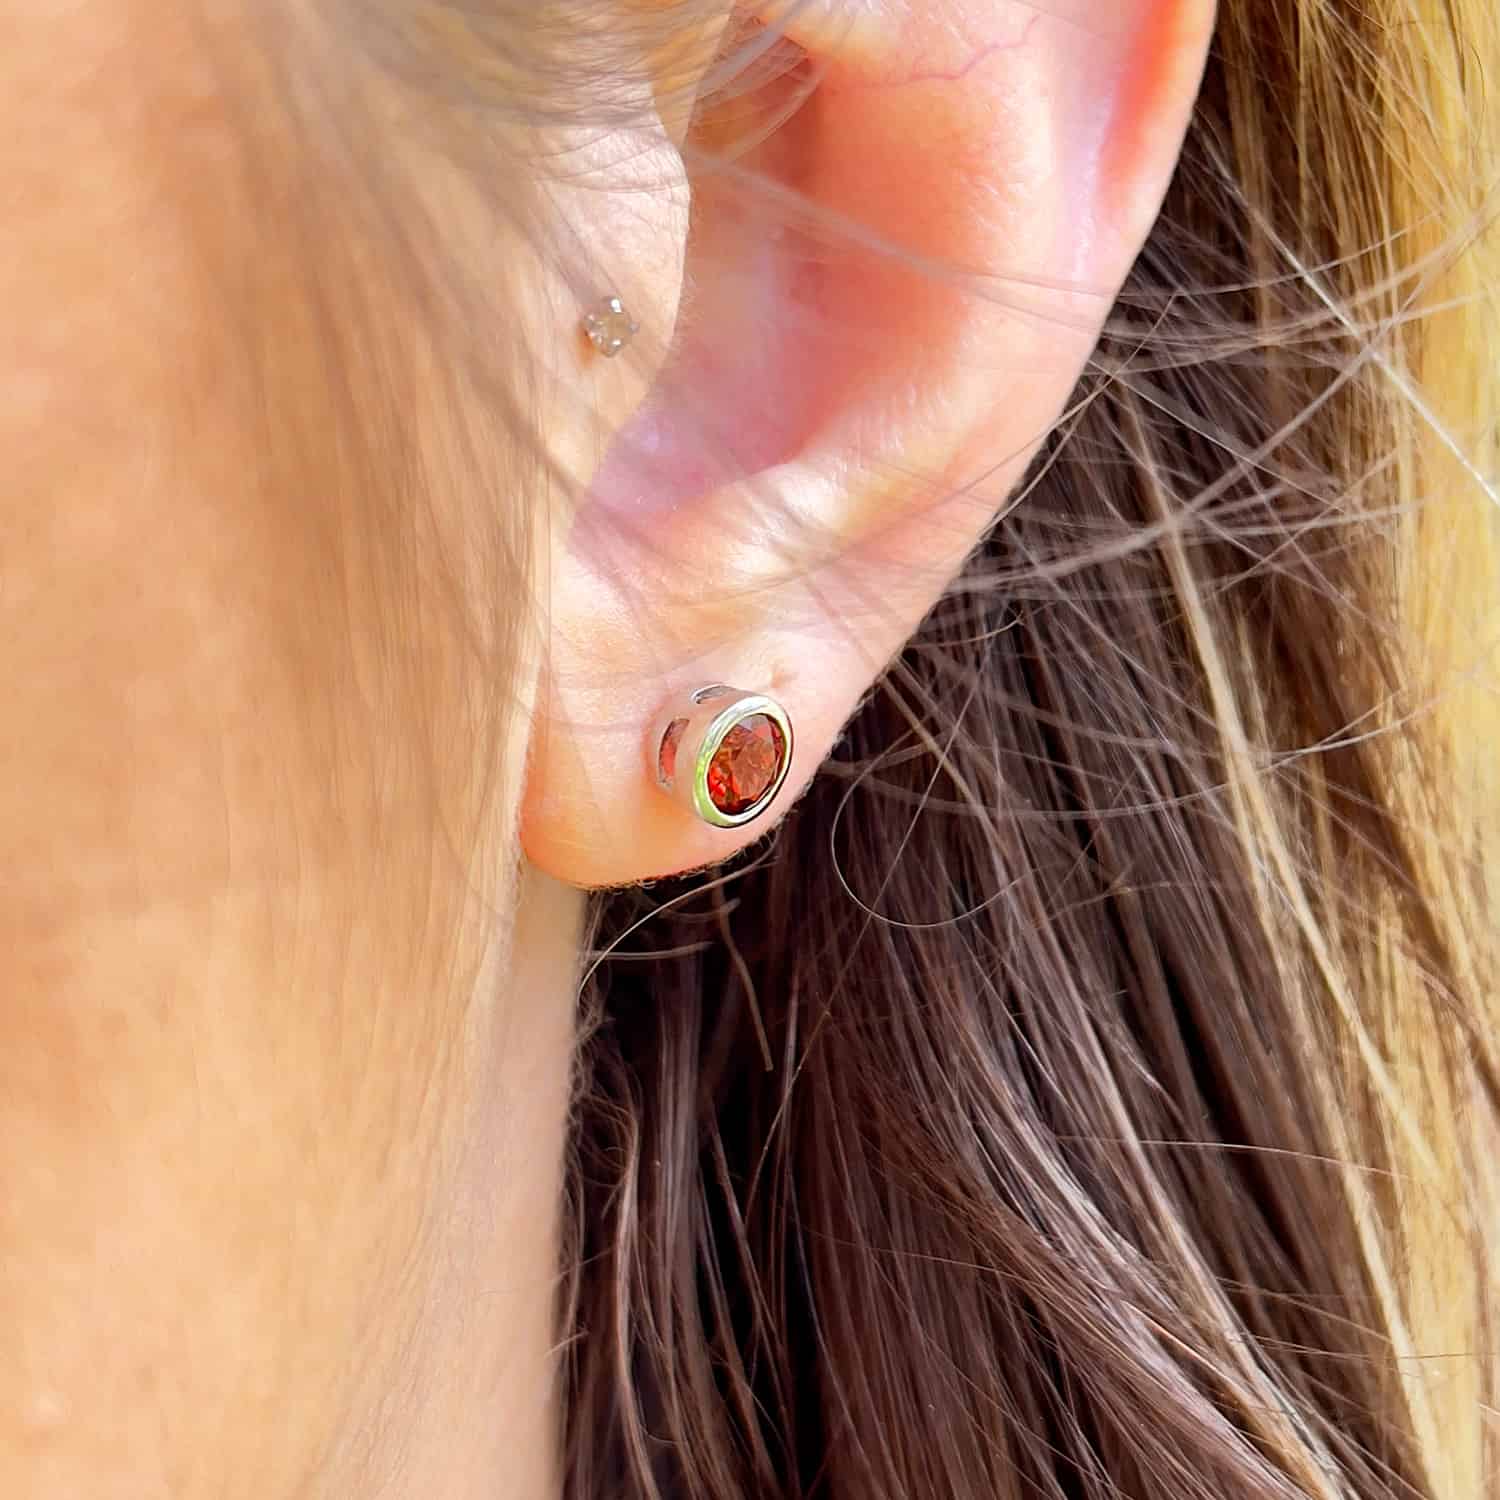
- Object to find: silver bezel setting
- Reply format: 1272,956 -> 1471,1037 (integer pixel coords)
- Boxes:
654,687 -> 794,830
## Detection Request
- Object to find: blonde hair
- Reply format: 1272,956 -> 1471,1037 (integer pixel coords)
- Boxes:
336,1 -> 1500,1494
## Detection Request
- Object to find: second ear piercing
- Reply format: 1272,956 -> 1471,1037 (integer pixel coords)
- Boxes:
582,294 -> 639,358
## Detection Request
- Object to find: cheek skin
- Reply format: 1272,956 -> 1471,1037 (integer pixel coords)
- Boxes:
2,7 -> 556,1497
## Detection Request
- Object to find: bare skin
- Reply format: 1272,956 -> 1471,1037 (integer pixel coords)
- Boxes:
3,4 -> 581,1492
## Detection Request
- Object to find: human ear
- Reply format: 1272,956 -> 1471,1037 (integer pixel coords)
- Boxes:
523,0 -> 1216,888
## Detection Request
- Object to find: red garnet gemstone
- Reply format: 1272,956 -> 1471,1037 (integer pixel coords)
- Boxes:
705,715 -> 786,817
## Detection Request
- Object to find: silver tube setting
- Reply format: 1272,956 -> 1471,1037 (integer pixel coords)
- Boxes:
653,685 -> 794,829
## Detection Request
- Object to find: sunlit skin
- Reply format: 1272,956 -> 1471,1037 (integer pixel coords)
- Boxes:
0,1 -> 1212,1495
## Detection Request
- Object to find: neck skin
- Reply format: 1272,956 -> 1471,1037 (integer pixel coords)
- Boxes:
0,5 -> 588,1493
343,865 -> 585,1500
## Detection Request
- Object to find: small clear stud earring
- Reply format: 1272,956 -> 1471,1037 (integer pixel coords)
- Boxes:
582,294 -> 639,358
654,685 -> 794,829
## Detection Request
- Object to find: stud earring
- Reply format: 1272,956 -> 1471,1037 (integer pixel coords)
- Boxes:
581,294 -> 639,358
654,686 -> 794,829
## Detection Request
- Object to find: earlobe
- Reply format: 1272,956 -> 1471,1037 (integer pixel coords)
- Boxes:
522,0 -> 1215,889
